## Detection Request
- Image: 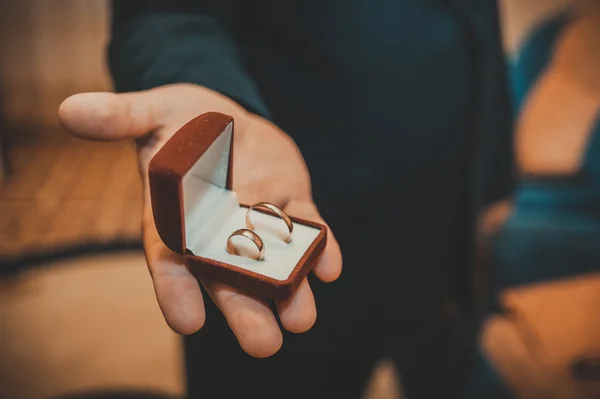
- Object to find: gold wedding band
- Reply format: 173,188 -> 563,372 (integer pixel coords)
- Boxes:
226,229 -> 265,261
246,201 -> 294,243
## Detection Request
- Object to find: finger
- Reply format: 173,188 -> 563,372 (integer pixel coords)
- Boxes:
58,90 -> 167,141
276,279 -> 317,333
142,199 -> 206,335
202,280 -> 283,358
284,198 -> 343,282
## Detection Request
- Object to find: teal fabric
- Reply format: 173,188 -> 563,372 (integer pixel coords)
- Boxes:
473,14 -> 600,399
493,12 -> 600,294
508,14 -> 569,110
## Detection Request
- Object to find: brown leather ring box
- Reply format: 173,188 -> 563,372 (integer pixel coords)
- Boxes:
148,112 -> 327,299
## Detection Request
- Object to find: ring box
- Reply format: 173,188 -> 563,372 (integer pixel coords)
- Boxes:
148,112 -> 327,299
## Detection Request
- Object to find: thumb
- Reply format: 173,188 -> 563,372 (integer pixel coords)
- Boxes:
283,198 -> 343,283
59,90 -> 167,141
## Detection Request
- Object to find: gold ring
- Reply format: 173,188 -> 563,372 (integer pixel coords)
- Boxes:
246,201 -> 294,243
226,229 -> 265,261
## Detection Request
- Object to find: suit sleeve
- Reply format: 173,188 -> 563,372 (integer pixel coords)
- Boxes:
108,0 -> 270,118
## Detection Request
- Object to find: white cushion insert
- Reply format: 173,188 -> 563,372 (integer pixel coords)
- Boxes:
190,205 -> 320,281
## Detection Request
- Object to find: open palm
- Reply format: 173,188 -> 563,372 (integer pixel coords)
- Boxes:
59,83 -> 342,358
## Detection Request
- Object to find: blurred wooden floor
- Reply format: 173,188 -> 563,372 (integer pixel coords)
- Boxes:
0,251 -> 185,399
0,132 -> 143,269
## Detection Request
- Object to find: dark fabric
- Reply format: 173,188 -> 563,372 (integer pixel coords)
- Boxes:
466,348 -> 515,399
109,1 -> 271,117
108,1 -> 514,398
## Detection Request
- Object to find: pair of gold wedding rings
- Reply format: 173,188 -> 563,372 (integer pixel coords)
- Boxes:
226,202 -> 294,261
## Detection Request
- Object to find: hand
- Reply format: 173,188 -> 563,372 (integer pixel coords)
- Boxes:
59,84 -> 342,357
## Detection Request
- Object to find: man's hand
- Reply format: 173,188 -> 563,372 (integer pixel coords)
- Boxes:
58,84 -> 342,358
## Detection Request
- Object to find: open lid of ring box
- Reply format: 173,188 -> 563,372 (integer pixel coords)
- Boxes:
148,112 -> 327,299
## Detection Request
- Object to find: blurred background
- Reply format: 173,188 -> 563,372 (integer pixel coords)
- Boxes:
0,2 -> 175,399
0,1 -> 142,265
0,1 -> 598,399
